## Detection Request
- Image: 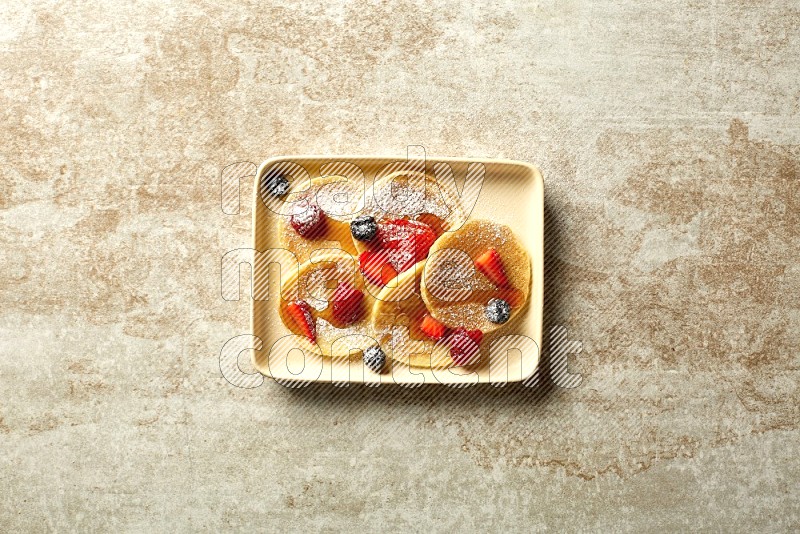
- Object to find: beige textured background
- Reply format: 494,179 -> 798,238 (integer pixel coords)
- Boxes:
1,1 -> 799,531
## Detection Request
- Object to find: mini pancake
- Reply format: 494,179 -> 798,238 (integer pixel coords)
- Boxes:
278,175 -> 360,264
370,261 -> 453,369
278,251 -> 376,357
421,219 -> 530,334
353,170 -> 465,255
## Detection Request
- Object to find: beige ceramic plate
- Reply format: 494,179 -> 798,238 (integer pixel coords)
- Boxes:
251,156 -> 543,385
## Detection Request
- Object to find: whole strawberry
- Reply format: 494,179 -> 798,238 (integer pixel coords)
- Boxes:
290,201 -> 326,238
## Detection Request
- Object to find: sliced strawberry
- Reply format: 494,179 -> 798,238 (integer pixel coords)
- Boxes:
377,218 -> 437,272
286,300 -> 316,342
358,250 -> 383,285
332,281 -> 364,325
380,263 -> 399,285
359,250 -> 399,286
447,327 -> 482,366
474,247 -> 509,288
420,314 -> 448,340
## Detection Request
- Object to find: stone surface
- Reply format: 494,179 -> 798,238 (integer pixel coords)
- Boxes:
1,1 -> 799,531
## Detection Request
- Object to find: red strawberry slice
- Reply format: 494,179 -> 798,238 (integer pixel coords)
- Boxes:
358,250 -> 399,286
381,264 -> 399,285
447,327 -> 483,366
377,219 -> 437,272
332,281 -> 364,325
286,300 -> 316,342
420,314 -> 448,340
474,248 -> 509,288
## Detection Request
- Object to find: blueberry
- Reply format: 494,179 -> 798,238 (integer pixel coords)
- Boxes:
350,215 -> 378,242
262,171 -> 290,197
485,298 -> 511,324
363,346 -> 386,373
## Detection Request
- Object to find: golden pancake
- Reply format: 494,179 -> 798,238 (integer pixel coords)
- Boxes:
278,175 -> 359,264
370,261 -> 453,369
421,219 -> 530,334
278,251 -> 377,357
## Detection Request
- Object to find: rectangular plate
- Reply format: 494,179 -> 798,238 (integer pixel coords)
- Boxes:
251,156 -> 543,385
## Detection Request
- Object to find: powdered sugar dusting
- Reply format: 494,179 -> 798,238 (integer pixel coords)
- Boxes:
484,221 -> 510,246
425,248 -> 474,302
435,302 -> 486,330
314,176 -> 366,222
300,258 -> 354,311
315,318 -> 378,358
316,317 -> 372,340
368,171 -> 462,222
